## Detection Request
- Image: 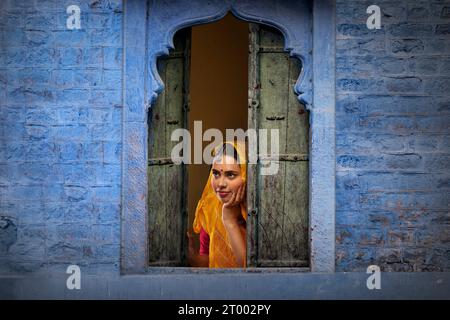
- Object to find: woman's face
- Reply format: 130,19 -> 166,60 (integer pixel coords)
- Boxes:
211,154 -> 245,203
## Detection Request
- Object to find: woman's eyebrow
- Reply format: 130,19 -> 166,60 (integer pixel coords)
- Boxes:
224,170 -> 239,174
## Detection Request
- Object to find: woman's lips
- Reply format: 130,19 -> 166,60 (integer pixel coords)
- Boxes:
218,191 -> 230,198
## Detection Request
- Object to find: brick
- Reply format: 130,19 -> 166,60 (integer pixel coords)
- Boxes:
360,192 -> 448,210
92,186 -> 120,201
89,123 -> 120,141
336,210 -> 366,226
407,135 -> 440,152
47,242 -> 83,261
358,172 -> 447,192
4,185 -> 41,201
58,142 -> 83,161
103,141 -> 121,163
335,246 -> 376,271
431,4 -> 450,20
53,30 -> 88,47
337,23 -> 385,38
402,248 -> 440,271
1,202 -> 45,224
423,154 -> 450,171
0,13 -> 22,28
26,108 -> 58,125
26,142 -> 58,162
336,188 -> 360,211
83,47 -> 103,67
407,3 -> 430,21
101,69 -> 122,89
82,142 -> 103,162
435,23 -> 450,35
336,56 -> 408,75
386,229 -> 415,246
415,228 -> 450,246
103,47 -> 122,69
90,28 -> 121,46
63,185 -> 89,202
51,125 -> 89,141
384,76 -> 424,93
376,248 -> 403,270
388,22 -> 434,37
25,124 -> 49,140
18,163 -> 54,182
89,89 -> 121,105
90,224 -> 115,243
95,164 -> 121,185
4,48 -> 28,67
424,76 -> 450,94
390,39 -> 425,54
87,13 -> 113,29
4,143 -> 26,161
41,184 -> 66,201
0,216 -> 18,254
24,14 -> 56,30
337,153 -> 424,170
56,163 -> 96,185
367,212 -> 396,227
337,38 -> 386,55
26,48 -> 57,67
93,202 -> 121,224
337,114 -> 448,134
407,57 -> 440,74
3,123 -> 27,141
24,30 -> 52,47
56,48 -> 83,67
8,86 -> 54,104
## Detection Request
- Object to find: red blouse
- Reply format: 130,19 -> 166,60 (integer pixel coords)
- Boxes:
199,227 -> 210,255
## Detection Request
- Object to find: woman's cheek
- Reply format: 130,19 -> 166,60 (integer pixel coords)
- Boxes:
229,179 -> 240,193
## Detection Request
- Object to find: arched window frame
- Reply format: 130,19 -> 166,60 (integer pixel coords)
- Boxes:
122,0 -> 335,274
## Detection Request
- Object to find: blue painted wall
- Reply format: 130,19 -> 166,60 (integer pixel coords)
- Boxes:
0,0 -> 123,275
335,0 -> 450,271
0,0 -> 448,278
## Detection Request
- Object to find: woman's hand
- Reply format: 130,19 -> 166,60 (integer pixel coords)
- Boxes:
222,184 -> 246,224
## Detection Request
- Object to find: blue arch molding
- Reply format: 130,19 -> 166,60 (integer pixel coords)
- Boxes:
147,0 -> 313,110
122,0 -> 335,273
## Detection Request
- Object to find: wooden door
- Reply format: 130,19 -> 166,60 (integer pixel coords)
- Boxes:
248,23 -> 309,267
148,29 -> 191,266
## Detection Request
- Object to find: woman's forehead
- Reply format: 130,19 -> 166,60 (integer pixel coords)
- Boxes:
212,156 -> 240,171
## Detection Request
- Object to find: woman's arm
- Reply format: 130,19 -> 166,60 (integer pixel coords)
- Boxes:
186,231 -> 209,267
223,217 -> 246,267
222,184 -> 247,268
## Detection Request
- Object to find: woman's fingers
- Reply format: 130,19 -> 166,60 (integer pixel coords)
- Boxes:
238,184 -> 245,202
223,184 -> 246,208
225,190 -> 237,207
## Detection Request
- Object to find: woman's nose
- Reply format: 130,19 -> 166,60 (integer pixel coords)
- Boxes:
218,176 -> 227,187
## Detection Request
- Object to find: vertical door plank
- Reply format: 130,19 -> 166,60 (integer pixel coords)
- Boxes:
148,29 -> 190,266
252,24 -> 310,267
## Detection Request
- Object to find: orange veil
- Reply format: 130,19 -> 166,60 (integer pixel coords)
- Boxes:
192,140 -> 247,268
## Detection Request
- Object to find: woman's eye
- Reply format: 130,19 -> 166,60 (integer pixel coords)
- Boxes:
226,173 -> 236,178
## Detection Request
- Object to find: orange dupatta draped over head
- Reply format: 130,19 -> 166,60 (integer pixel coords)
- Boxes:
193,140 -> 247,268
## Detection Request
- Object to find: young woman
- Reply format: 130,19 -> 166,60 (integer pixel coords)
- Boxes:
187,140 -> 247,268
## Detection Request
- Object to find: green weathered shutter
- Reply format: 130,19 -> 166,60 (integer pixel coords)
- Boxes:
248,23 -> 309,268
148,29 -> 190,266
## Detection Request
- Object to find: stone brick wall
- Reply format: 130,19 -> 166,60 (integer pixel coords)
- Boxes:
0,0 -> 122,274
336,0 -> 450,271
0,0 -> 449,275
